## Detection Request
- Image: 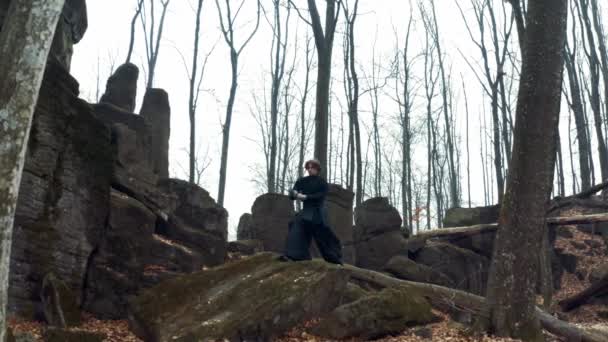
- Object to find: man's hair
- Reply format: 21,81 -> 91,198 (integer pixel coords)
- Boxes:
304,159 -> 321,170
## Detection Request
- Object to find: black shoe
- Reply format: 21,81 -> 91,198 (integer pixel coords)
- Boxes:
277,255 -> 291,262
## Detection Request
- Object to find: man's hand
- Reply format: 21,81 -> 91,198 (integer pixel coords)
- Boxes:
296,193 -> 307,200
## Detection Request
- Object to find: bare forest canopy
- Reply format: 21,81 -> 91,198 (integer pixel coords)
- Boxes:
71,0 -> 608,234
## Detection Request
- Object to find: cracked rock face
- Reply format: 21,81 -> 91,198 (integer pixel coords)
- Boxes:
9,61 -> 112,317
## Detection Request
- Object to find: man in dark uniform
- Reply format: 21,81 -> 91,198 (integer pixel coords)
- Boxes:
279,159 -> 342,264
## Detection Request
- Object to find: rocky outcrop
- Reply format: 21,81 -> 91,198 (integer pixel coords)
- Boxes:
140,88 -> 171,179
227,239 -> 263,255
128,253 -> 349,342
443,205 -> 500,228
9,60 -> 113,317
50,0 -> 88,70
236,213 -> 253,240
247,194 -> 295,253
384,255 -> 454,288
311,285 -> 436,340
354,197 -> 408,270
412,242 -> 490,295
326,185 -> 355,264
82,190 -> 157,318
99,63 -> 139,112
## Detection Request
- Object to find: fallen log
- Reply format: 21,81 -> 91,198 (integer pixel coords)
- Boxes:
344,265 -> 608,342
414,213 -> 608,241
559,273 -> 608,312
571,180 -> 608,199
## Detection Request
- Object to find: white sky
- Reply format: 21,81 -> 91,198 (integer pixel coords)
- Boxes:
71,1 -> 608,238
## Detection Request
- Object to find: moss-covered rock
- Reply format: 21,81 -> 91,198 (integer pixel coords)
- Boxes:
311,285 -> 437,339
128,253 -> 348,342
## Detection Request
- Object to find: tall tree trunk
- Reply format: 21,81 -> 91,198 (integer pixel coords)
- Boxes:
218,50 -> 238,206
299,37 -> 313,182
464,78 -> 472,208
564,39 -> 592,190
0,1 -> 64,340
188,0 -> 204,184
303,0 -> 340,179
126,0 -> 144,64
429,0 -> 459,208
579,0 -> 608,181
479,0 -> 567,339
215,0 -> 261,206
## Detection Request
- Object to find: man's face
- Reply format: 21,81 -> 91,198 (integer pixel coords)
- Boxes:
306,166 -> 319,176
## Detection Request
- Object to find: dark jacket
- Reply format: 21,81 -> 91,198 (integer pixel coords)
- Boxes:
289,175 -> 329,226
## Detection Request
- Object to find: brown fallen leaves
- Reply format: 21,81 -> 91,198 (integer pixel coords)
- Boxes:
7,313 -> 142,342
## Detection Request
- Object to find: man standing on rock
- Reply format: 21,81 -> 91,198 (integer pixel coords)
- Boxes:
279,159 -> 343,265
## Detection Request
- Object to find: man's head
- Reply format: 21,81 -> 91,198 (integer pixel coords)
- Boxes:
304,159 -> 321,176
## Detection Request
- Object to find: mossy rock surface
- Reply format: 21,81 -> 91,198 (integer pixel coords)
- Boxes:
312,284 -> 437,339
128,253 -> 348,342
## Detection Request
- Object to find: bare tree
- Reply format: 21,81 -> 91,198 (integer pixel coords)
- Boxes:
265,0 -> 291,193
457,0 -> 514,203
215,0 -> 261,206
577,0 -> 608,181
188,0 -> 206,184
564,4 -> 592,191
479,0 -> 568,339
391,13 -> 415,233
0,1 -> 64,339
424,0 -> 460,208
341,0 -> 363,205
140,0 -> 171,89
298,35 -> 314,182
290,0 -> 341,178
126,0 -> 144,63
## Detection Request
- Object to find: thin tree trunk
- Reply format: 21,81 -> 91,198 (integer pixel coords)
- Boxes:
0,1 -> 64,340
215,0 -> 261,206
479,0 -> 568,339
188,0 -> 204,184
429,0 -> 459,208
463,78 -> 472,208
126,0 -> 144,64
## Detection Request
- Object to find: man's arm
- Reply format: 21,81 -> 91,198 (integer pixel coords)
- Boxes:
289,179 -> 302,200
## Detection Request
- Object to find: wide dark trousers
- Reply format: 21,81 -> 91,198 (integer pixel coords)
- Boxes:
284,216 -> 342,264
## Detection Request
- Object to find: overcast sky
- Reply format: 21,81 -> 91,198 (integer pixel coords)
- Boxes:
71,1 -> 608,238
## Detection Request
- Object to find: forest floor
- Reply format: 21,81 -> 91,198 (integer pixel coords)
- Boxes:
7,212 -> 608,341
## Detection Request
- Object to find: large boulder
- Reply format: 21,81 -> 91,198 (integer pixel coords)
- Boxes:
157,179 -> 228,265
354,197 -> 408,270
82,190 -> 156,318
247,193 -> 295,253
443,205 -> 500,228
9,61 -> 113,317
384,255 -> 454,288
236,213 -> 253,240
140,88 -> 171,179
312,285 -> 436,340
412,242 -> 490,295
128,253 -> 348,342
326,185 -> 355,264
100,63 -> 139,112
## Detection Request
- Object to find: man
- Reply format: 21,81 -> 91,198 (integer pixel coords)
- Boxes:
279,159 -> 342,264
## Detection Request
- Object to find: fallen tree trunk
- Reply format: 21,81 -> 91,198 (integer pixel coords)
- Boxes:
570,180 -> 608,199
559,273 -> 608,312
414,213 -> 608,241
344,265 -> 608,342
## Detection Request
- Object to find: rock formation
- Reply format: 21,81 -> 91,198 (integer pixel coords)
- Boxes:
99,63 -> 139,112
140,88 -> 171,179
353,197 -> 408,270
